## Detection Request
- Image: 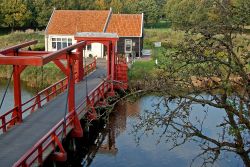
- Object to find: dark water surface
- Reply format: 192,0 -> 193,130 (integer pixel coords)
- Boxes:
56,96 -> 244,167
0,79 -> 35,114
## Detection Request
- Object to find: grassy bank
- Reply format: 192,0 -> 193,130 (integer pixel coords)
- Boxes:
144,28 -> 185,49
0,30 -> 45,50
128,60 -> 155,80
0,63 -> 64,89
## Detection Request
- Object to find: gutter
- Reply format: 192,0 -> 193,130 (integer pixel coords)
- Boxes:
103,8 -> 113,32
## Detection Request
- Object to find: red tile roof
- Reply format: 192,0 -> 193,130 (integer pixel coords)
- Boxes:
106,14 -> 143,37
47,10 -> 110,35
46,10 -> 143,37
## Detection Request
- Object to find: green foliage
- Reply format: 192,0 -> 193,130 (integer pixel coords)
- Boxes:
143,28 -> 186,52
20,63 -> 64,88
145,20 -> 171,29
134,0 -> 160,24
165,0 -> 250,34
95,0 -> 108,10
32,0 -> 54,28
165,0 -> 210,30
110,0 -> 123,13
0,0 -> 167,30
128,60 -> 155,80
0,63 -> 64,88
1,0 -> 32,30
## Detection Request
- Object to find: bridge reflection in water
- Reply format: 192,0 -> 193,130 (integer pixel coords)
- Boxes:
44,101 -> 140,167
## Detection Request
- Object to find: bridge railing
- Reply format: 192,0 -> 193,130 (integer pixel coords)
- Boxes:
0,59 -> 97,134
84,58 -> 97,76
0,107 -> 18,133
22,77 -> 68,114
87,77 -> 110,106
13,109 -> 75,167
13,77 -> 111,167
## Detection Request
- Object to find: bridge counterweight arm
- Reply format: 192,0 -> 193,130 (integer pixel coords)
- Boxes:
0,41 -> 86,66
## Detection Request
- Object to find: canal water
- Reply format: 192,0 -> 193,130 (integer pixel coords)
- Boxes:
0,80 -> 244,166
56,96 -> 244,167
0,79 -> 35,115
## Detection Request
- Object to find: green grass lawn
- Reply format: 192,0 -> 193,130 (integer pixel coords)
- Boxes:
128,60 -> 155,80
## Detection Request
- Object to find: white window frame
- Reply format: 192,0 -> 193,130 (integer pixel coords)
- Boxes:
51,37 -> 73,50
125,39 -> 132,53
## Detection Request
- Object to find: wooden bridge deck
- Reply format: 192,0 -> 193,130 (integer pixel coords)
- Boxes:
0,63 -> 107,167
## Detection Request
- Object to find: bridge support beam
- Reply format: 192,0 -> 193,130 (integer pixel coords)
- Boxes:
75,46 -> 84,82
12,65 -> 22,123
67,55 -> 83,138
107,41 -> 116,96
11,64 -> 26,125
50,134 -> 67,162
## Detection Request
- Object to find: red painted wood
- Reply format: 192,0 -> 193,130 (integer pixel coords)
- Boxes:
0,36 -> 129,166
12,65 -> 22,123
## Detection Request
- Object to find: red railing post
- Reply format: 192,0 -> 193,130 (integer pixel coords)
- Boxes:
52,85 -> 56,97
21,162 -> 28,167
38,145 -> 43,164
37,95 -> 41,108
2,117 -> 6,133
45,91 -> 50,102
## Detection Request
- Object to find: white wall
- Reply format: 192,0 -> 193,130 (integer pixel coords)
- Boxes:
83,43 -> 104,58
46,35 -> 104,58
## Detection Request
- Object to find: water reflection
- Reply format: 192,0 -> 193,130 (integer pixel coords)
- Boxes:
48,96 -> 244,167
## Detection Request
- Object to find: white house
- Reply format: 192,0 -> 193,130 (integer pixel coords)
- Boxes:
45,8 -> 144,58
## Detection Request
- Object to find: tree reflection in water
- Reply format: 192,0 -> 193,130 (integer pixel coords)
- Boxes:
46,96 -> 246,167
132,95 -> 248,167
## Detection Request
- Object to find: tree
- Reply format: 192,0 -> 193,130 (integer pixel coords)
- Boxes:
165,0 -> 210,29
110,0 -> 123,13
123,0 -> 138,14
155,0 -> 167,19
51,0 -> 67,9
133,0 -> 250,166
23,0 -> 53,29
1,0 -> 32,30
95,0 -> 108,10
134,0 -> 160,24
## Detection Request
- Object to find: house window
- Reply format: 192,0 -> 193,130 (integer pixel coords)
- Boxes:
125,39 -> 132,53
51,37 -> 73,50
87,44 -> 92,51
68,38 -> 72,46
